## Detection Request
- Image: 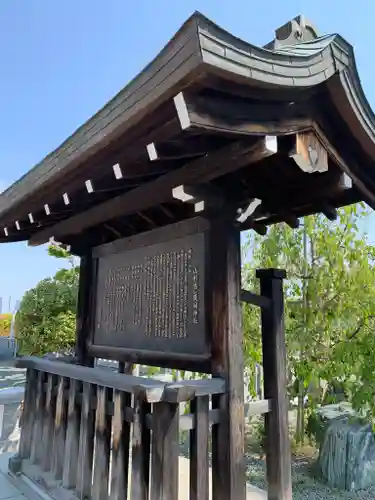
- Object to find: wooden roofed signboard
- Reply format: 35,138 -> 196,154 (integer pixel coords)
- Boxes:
0,14 -> 375,369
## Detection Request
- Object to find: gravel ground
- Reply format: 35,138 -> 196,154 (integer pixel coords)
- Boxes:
246,455 -> 375,500
179,428 -> 375,500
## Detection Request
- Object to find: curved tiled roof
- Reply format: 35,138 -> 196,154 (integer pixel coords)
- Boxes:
0,12 -> 374,226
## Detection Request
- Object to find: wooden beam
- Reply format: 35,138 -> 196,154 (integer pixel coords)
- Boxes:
241,170 -> 351,228
103,223 -> 122,238
146,139 -> 209,162
173,91 -> 312,137
240,289 -> 271,309
243,221 -> 268,235
29,136 -> 278,246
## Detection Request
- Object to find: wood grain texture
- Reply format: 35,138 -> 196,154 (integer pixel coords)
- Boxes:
110,390 -> 131,500
62,378 -> 80,489
52,376 -> 68,480
163,378 -> 225,403
77,382 -> 95,499
75,254 -> 94,366
92,385 -> 112,500
189,396 -> 209,500
92,216 -> 210,259
16,356 -> 166,403
19,368 -> 37,459
30,370 -> 45,464
209,221 -> 246,500
240,288 -> 271,309
88,344 -> 211,373
181,91 -> 311,137
131,396 -> 151,500
16,356 -> 224,403
257,268 -> 292,500
290,131 -> 328,174
150,402 -> 179,500
41,373 -> 56,471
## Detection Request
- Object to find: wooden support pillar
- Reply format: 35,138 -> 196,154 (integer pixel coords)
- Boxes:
257,269 -> 292,500
210,221 -> 246,500
75,254 -> 94,367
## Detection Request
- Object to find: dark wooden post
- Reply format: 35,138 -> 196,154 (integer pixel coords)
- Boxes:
150,402 -> 179,500
210,220 -> 246,500
75,254 -> 94,367
257,269 -> 292,500
77,383 -> 96,500
190,396 -> 209,500
131,396 -> 151,500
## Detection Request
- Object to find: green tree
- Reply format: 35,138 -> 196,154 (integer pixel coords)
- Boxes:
242,204 -> 375,440
16,245 -> 79,356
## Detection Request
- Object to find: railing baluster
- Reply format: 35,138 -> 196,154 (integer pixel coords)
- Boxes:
19,368 -> 37,459
131,396 -> 151,500
52,376 -> 68,480
92,385 -> 112,500
13,357 -> 227,500
63,378 -> 81,489
110,390 -> 131,500
190,396 -> 209,500
30,370 -> 45,464
42,373 -> 56,471
150,402 -> 179,500
77,382 -> 95,499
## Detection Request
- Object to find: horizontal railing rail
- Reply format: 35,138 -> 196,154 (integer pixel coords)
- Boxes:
15,356 -> 225,403
11,356 -> 226,500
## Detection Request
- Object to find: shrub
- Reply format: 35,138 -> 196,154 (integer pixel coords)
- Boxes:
0,313 -> 12,337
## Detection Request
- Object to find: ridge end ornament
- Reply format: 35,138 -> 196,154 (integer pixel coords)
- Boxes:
265,15 -> 320,49
289,131 -> 328,174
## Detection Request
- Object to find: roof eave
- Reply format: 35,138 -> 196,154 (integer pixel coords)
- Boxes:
0,12 -> 206,223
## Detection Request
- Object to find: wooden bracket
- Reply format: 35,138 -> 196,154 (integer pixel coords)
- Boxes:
240,289 -> 271,309
172,184 -> 226,213
321,204 -> 338,221
284,216 -> 300,229
236,199 -> 262,223
289,131 -> 328,174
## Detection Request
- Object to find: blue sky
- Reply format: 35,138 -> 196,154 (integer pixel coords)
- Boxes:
0,0 -> 374,309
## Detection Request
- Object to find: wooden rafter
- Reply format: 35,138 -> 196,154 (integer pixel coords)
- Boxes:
28,136 -> 278,246
1,116 -> 182,226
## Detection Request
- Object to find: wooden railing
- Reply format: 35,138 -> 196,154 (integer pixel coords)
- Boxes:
9,356 -> 225,500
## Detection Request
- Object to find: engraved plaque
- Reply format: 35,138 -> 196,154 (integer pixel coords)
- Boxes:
92,229 -> 207,358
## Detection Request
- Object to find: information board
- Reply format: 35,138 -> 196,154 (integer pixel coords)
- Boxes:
92,225 -> 208,360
